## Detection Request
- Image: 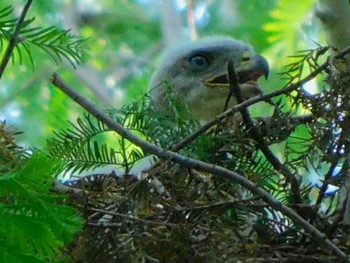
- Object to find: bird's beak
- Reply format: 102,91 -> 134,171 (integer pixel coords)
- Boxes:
237,54 -> 269,83
205,54 -> 269,88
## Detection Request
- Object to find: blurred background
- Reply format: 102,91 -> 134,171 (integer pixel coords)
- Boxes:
0,0 -> 326,147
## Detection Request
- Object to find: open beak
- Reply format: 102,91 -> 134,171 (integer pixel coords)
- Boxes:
205,54 -> 269,88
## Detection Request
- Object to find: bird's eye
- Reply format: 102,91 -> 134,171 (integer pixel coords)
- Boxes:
189,55 -> 209,70
242,56 -> 251,62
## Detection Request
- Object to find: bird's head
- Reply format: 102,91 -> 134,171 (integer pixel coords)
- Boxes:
150,36 -> 269,121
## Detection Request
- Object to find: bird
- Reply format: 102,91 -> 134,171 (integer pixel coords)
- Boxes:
149,36 -> 269,121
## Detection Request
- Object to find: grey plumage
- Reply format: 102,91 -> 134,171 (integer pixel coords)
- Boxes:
150,36 -> 269,121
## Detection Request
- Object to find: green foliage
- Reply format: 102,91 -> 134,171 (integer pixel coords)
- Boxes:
47,109 -> 148,174
264,0 -> 317,50
20,25 -> 86,68
2,0 -> 350,262
47,96 -> 202,175
0,146 -> 83,262
0,2 -> 89,146
0,3 -> 85,262
0,5 -> 86,69
0,6 -> 16,49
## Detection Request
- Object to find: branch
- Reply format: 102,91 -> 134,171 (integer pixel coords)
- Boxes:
0,0 -> 33,79
89,208 -> 179,227
149,197 -> 265,216
226,60 -> 302,205
245,254 -> 337,263
314,161 -> 338,214
50,72 -> 349,262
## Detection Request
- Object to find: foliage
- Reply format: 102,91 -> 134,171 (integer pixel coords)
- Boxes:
2,0 -> 350,262
0,2 -> 85,262
264,0 -> 316,47
47,111 -> 146,175
0,5 -> 86,69
0,124 -> 83,263
47,96 -> 203,175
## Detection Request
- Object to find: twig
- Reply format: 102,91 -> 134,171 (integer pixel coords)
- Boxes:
315,162 -> 338,210
50,72 -> 349,262
87,222 -> 122,227
244,254 -> 337,263
148,197 -> 265,217
226,60 -> 302,204
222,86 -> 234,112
0,0 -> 33,79
88,207 -> 179,227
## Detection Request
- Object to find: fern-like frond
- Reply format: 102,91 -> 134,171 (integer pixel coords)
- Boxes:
0,5 -> 86,68
280,46 -> 331,87
0,6 -> 15,50
48,111 -> 149,174
0,152 -> 83,262
20,25 -> 86,68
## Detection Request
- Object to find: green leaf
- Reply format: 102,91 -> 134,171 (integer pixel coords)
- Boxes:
0,152 -> 83,261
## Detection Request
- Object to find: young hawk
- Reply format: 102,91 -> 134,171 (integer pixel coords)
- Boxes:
150,36 -> 269,121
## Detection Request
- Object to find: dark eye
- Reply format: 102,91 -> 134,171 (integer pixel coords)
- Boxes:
189,55 -> 209,70
242,56 -> 251,62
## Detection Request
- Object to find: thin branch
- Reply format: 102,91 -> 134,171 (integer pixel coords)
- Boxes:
88,208 -> 179,227
149,197 -> 265,217
226,60 -> 302,205
244,254 -> 337,263
315,162 -> 338,210
0,0 -> 33,79
50,72 -> 349,262
87,222 -> 122,227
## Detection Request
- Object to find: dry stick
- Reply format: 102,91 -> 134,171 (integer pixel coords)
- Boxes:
148,197 -> 264,217
0,0 -> 33,79
89,208 -> 179,227
50,72 -> 349,262
316,162 -> 338,208
248,255 -> 337,263
226,60 -> 302,204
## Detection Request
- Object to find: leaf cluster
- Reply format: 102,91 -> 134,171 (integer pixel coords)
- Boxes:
0,123 -> 83,263
47,103 -> 150,175
2,1 -> 350,261
0,3 -> 87,262
0,5 -> 86,69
